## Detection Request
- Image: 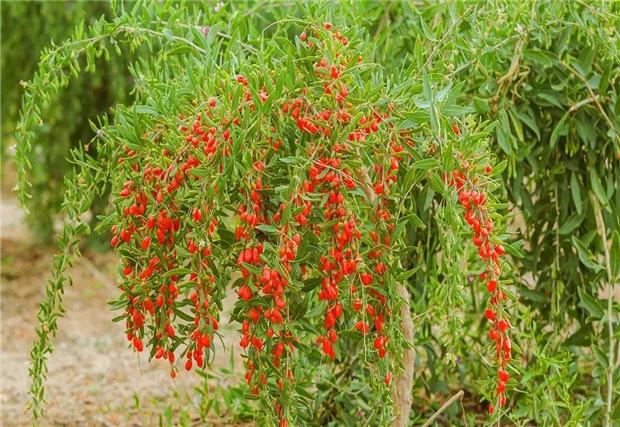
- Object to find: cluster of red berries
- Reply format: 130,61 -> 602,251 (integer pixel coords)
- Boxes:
449,152 -> 511,414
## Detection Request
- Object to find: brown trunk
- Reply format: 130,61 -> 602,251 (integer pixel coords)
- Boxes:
391,283 -> 414,427
355,166 -> 415,425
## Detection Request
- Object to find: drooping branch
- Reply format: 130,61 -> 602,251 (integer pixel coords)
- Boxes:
28,158 -> 101,419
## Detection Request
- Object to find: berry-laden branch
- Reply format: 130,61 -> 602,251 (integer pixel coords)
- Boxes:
449,154 -> 513,416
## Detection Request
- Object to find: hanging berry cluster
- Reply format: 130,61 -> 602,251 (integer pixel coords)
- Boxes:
449,158 -> 512,414
105,19 -> 514,424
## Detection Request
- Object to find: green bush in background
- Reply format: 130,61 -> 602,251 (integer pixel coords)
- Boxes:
371,1 -> 619,424
1,1 -> 133,240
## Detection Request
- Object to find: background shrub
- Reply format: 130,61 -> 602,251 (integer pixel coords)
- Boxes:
370,2 -> 620,424
1,1 -> 133,240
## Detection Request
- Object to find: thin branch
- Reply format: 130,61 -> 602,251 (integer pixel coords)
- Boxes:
420,390 -> 464,427
592,195 -> 617,427
568,96 -> 595,113
414,5 -> 476,80
561,61 -> 620,147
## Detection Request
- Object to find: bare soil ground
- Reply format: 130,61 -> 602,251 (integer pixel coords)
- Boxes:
0,193 -> 248,426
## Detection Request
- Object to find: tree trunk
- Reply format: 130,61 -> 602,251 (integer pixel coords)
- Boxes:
391,283 -> 414,427
356,165 -> 415,425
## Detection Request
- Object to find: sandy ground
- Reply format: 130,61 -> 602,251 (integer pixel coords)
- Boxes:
0,193 -> 248,426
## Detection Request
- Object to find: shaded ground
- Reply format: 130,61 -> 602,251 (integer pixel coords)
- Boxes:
0,193 -> 248,426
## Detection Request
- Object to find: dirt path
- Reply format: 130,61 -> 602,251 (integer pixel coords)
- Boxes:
0,193 -> 247,426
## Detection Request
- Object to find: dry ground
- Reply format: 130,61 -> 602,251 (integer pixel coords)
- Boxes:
0,193 -> 249,426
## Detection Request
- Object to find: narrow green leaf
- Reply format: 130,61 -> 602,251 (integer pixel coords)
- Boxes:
279,156 -> 300,164
571,236 -> 602,271
256,224 -> 279,233
550,113 -> 569,148
611,231 -> 620,278
493,160 -> 508,176
577,287 -> 604,319
164,268 -> 192,278
590,171 -> 608,205
422,72 -> 438,134
397,267 -> 419,282
443,104 -> 474,116
503,241 -> 525,258
519,287 -> 549,303
173,308 -> 195,322
496,111 -> 512,155
570,173 -> 582,214
413,158 -> 440,170
302,277 -> 322,292
559,212 -> 585,235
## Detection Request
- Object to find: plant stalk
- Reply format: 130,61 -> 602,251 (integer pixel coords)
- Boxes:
592,196 -> 616,427
420,390 -> 464,427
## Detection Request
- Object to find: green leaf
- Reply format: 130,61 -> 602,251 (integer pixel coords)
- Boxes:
135,105 -> 160,116
241,262 -> 262,275
593,345 -> 609,369
577,287 -> 604,319
164,268 -> 192,278
611,231 -> 620,278
429,171 -> 444,193
537,91 -> 563,108
405,213 -> 425,229
508,108 -> 524,142
393,212 -> 425,241
564,327 -> 592,346
173,307 -> 195,322
217,228 -> 236,246
493,160 -> 508,176
514,107 -> 541,140
413,158 -> 440,171
443,104 -> 474,116
397,267 -> 419,282
422,72 -> 439,134
590,171 -> 608,205
472,97 -> 490,114
279,156 -> 300,164
402,168 -> 418,191
400,111 -> 427,129
503,241 -> 524,258
162,29 -> 174,40
550,113 -> 569,148
570,173 -> 583,214
495,112 -> 512,155
302,277 -> 322,292
256,224 -> 279,233
523,49 -> 556,68
559,212 -> 585,235
571,236 -> 602,272
519,287 -> 549,303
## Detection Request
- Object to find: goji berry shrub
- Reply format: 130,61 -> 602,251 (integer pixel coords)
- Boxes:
15,7 -> 515,425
